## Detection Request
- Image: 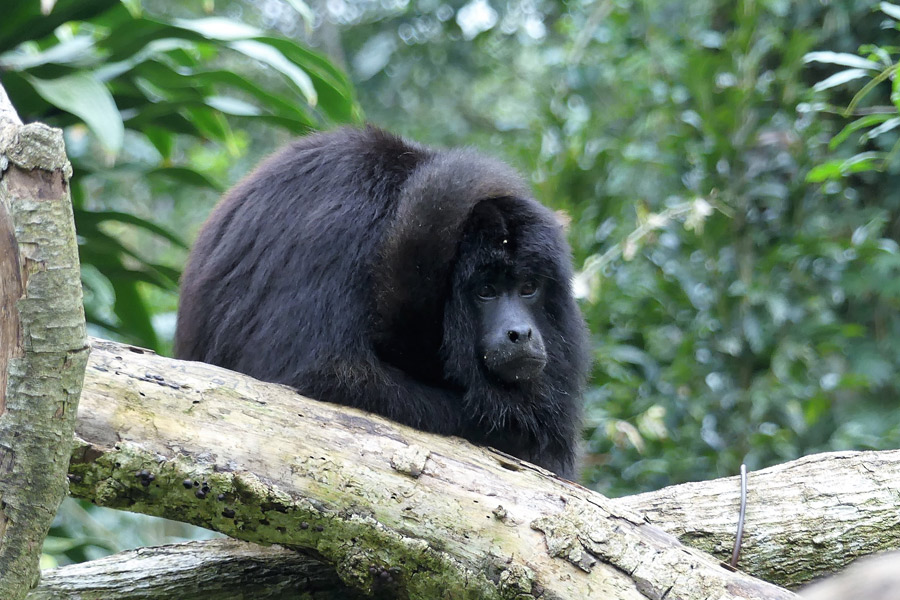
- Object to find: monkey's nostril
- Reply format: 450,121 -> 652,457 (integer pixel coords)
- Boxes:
508,329 -> 533,343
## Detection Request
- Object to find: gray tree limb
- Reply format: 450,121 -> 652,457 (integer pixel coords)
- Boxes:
29,538 -> 362,600
65,338 -> 794,600
40,439 -> 900,597
620,450 -> 900,588
0,84 -> 90,600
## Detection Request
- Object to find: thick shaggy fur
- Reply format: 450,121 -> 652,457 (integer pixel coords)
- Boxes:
175,127 -> 589,477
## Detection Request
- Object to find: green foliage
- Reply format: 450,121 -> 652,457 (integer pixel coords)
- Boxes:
0,0 -> 359,350
549,0 -> 836,494
42,498 -> 221,568
806,2 -> 900,181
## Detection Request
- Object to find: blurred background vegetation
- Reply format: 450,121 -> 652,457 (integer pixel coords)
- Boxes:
3,0 -> 900,568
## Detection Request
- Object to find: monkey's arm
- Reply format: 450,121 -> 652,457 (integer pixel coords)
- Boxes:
295,360 -> 463,436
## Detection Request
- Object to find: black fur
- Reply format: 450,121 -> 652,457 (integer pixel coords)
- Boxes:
175,127 -> 589,477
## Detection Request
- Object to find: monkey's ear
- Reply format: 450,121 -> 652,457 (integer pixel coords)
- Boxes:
554,210 -> 572,231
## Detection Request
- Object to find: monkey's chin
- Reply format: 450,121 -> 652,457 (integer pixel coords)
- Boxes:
488,355 -> 547,384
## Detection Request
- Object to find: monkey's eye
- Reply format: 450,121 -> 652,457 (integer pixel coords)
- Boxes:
520,280 -> 538,297
476,284 -> 498,300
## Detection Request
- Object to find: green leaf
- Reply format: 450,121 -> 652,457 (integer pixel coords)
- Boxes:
846,64 -> 898,115
94,12 -> 204,63
182,106 -> 232,143
75,226 -> 179,289
142,125 -> 174,160
256,36 -> 359,122
110,278 -> 159,350
808,153 -> 887,182
0,35 -> 97,70
172,17 -> 262,41
806,160 -> 843,182
0,0 -> 118,51
125,61 -> 316,125
83,306 -> 129,339
124,104 -> 206,136
804,51 -> 879,70
608,344 -> 660,381
75,209 -> 188,248
284,0 -> 315,31
25,72 -> 124,153
812,68 -> 869,92
146,166 -> 224,191
842,151 -> 884,174
862,117 -> 900,141
829,114 -> 894,149
79,248 -> 163,349
257,37 -> 353,92
229,40 -> 317,105
81,263 -> 116,310
893,73 -> 900,112
119,0 -> 142,17
205,95 -> 262,116
881,2 -> 900,20
84,260 -> 179,289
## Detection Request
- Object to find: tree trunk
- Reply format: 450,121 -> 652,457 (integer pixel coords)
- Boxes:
0,85 -> 90,600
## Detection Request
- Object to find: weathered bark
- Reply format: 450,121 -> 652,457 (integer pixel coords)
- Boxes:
29,538 -> 362,600
620,451 -> 900,588
0,84 -> 90,600
66,338 -> 794,600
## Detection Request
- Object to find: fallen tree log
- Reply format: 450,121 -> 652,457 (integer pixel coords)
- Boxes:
67,338 -> 795,600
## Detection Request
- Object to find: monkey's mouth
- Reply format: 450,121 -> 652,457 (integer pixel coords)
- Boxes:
485,351 -> 547,383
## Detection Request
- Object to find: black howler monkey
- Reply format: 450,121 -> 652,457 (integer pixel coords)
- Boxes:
175,127 -> 589,478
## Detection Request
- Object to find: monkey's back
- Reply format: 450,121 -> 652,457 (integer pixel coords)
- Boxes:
175,127 -> 427,383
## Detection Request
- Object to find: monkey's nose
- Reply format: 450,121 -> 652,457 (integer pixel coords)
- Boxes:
507,328 -> 532,343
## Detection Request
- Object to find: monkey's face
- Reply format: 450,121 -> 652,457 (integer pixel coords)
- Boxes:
472,273 -> 547,383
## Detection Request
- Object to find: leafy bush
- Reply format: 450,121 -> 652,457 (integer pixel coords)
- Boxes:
806,3 -> 900,182
1,0 -> 358,351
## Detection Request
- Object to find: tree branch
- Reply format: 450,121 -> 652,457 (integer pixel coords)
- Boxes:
620,451 -> 900,588
29,538 -> 362,600
66,338 -> 794,600
0,83 -> 90,600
